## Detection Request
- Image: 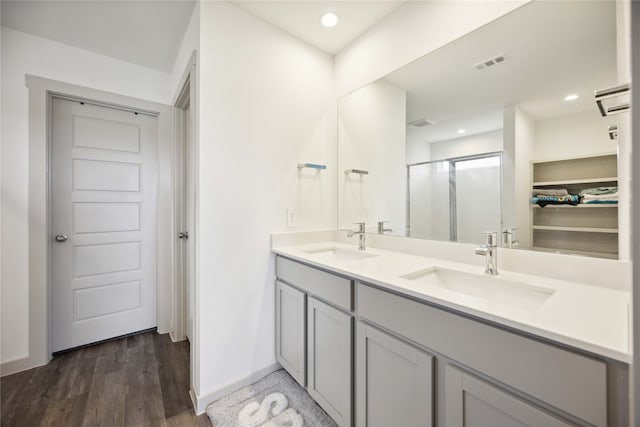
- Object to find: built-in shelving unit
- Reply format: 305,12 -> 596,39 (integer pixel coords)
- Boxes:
531,153 -> 618,259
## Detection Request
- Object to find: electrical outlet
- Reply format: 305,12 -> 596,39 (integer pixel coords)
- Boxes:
287,208 -> 297,227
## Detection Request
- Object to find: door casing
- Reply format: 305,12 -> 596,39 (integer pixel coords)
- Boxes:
173,75 -> 196,343
171,51 -> 199,408
0,75 -> 173,378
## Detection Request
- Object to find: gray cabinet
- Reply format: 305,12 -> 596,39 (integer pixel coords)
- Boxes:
275,280 -> 306,386
307,296 -> 353,427
357,282 -> 607,427
444,365 -> 571,427
274,256 -> 627,427
356,322 -> 433,427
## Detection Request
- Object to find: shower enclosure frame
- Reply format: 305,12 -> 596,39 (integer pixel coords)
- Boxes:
406,151 -> 504,242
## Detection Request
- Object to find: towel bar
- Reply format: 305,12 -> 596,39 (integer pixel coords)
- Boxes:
595,83 -> 630,117
297,163 -> 327,170
345,169 -> 369,175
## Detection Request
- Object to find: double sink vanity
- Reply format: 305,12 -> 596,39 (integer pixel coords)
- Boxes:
272,232 -> 630,427
273,3 -> 632,424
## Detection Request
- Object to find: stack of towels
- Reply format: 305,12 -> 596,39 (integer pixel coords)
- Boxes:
531,186 -> 618,207
579,186 -> 618,204
531,189 -> 579,207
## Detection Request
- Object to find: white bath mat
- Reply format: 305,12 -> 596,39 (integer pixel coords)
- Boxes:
206,369 -> 338,427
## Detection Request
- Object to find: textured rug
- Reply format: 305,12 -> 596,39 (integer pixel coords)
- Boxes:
206,369 -> 338,427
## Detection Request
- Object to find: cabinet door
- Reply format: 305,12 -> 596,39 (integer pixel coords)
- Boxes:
445,365 -> 572,427
275,280 -> 306,386
356,322 -> 433,427
307,296 -> 352,427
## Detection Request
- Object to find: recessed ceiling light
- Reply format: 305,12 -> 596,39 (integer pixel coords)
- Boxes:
457,129 -> 466,134
564,94 -> 579,101
321,12 -> 339,28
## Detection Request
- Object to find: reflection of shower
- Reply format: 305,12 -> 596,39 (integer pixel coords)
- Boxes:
407,152 -> 503,244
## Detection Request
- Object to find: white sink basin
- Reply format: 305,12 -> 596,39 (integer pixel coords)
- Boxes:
400,267 -> 555,311
304,247 -> 378,262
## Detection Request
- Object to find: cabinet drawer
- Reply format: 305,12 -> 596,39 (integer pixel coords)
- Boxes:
277,256 -> 352,311
358,283 -> 607,427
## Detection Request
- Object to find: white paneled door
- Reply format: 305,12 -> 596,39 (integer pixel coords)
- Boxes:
51,97 -> 157,353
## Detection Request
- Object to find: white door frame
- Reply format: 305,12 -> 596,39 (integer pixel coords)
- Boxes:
171,50 -> 200,409
172,73 -> 194,342
0,75 -> 173,376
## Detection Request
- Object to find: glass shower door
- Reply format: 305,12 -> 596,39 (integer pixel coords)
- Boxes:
453,155 -> 502,244
407,153 -> 502,244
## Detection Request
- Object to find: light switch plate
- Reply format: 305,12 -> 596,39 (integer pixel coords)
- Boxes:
287,208 -> 297,227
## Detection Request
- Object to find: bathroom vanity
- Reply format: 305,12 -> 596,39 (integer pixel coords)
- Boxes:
270,0 -> 632,425
272,238 -> 629,427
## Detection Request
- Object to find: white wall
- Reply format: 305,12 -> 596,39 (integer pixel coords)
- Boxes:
0,27 -> 171,363
0,5 -> 3,368
195,1 -> 335,408
408,163 -> 434,239
629,0 -> 638,414
430,129 -> 502,161
334,1 -> 529,97
406,127 -> 431,165
533,111 -> 616,161
170,2 -> 200,99
338,79 -> 406,235
616,0 -> 632,262
513,107 -> 535,249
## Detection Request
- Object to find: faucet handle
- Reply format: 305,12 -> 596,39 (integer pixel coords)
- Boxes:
377,220 -> 392,234
502,228 -> 519,248
482,231 -> 498,247
353,222 -> 366,232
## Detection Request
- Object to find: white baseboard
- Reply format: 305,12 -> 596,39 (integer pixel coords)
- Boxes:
169,330 -> 187,343
193,363 -> 282,414
1,355 -> 48,377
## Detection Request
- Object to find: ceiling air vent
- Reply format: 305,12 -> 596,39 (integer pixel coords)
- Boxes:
473,54 -> 507,71
408,118 -> 434,127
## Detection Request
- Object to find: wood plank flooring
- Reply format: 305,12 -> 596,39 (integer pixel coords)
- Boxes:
1,332 -> 210,427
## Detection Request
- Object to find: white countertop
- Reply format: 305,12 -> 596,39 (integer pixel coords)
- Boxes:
273,241 -> 631,363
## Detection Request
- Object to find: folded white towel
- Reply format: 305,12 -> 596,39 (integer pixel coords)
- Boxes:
582,192 -> 618,200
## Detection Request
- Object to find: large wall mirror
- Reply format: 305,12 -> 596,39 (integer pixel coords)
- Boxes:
338,0 -> 629,259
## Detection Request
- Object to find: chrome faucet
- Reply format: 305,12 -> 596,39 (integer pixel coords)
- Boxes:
502,228 -> 519,249
475,231 -> 498,275
347,222 -> 366,250
377,221 -> 392,235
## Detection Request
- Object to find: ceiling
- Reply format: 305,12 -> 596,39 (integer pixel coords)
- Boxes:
235,1 -> 405,55
0,0 -> 404,72
1,0 -> 197,72
383,0 -> 618,143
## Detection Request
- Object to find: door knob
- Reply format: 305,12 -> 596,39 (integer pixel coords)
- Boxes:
55,234 -> 68,242
178,231 -> 189,240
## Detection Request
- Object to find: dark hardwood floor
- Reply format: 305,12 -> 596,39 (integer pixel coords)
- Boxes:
1,332 -> 210,427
